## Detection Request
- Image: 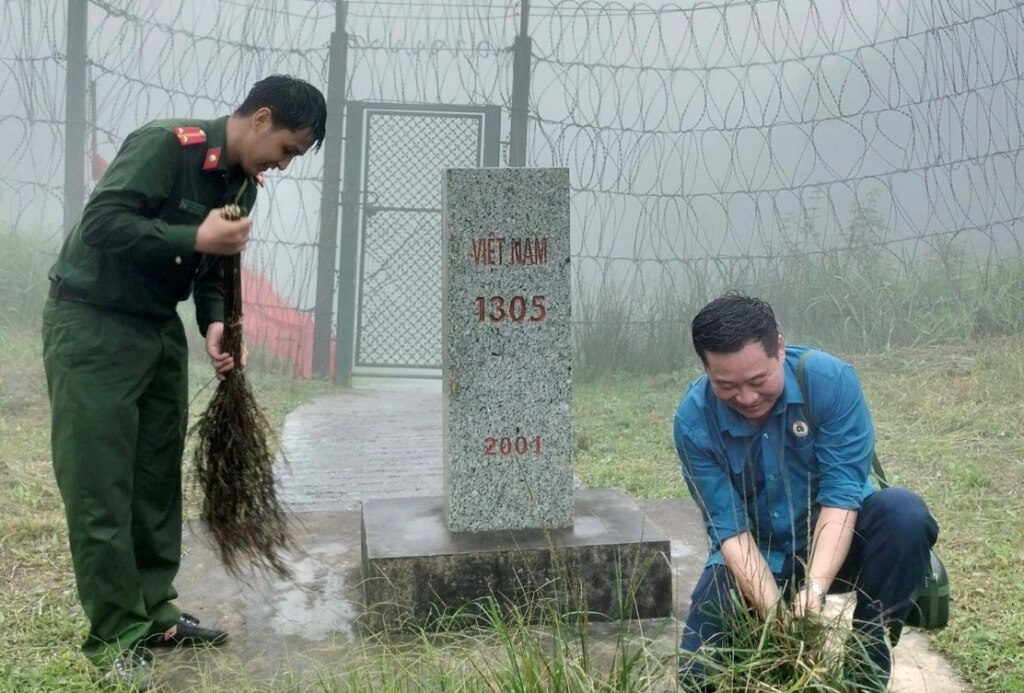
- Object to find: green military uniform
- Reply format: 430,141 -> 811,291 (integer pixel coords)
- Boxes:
42,115 -> 257,666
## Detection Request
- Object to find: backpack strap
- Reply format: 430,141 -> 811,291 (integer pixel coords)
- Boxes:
795,349 -> 889,489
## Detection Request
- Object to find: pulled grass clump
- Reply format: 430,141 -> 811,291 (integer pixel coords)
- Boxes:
191,215 -> 293,578
686,593 -> 883,693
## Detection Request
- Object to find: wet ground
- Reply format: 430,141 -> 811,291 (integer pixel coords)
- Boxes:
159,379 -> 967,692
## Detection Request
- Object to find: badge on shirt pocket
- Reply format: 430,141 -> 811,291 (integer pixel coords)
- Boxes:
792,420 -> 810,437
178,198 -> 206,217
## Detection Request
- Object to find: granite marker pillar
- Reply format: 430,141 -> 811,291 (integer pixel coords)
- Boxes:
441,168 -> 572,532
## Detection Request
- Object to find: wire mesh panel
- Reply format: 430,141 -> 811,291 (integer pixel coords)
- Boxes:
365,113 -> 483,210
351,105 -> 500,375
357,209 -> 443,369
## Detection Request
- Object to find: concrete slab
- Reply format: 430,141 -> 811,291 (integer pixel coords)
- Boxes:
276,380 -> 443,513
360,489 -> 673,630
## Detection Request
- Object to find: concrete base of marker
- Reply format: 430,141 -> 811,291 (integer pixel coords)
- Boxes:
359,488 -> 672,631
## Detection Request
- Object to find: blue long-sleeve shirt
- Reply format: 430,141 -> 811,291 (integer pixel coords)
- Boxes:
674,345 -> 876,573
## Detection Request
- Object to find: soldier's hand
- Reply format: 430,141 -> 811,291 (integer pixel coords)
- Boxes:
206,322 -> 248,380
195,209 -> 253,255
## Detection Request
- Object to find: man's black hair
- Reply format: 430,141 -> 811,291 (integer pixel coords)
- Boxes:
235,74 -> 327,152
691,291 -> 779,365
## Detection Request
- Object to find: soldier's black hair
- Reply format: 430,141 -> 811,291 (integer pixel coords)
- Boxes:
691,291 -> 779,365
236,74 -> 327,152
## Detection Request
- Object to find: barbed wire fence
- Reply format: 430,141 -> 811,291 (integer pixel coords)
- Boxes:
2,0 -> 1022,378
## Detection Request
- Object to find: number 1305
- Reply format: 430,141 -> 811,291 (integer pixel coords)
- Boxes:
475,295 -> 546,323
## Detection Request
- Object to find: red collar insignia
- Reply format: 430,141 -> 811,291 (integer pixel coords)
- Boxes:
203,146 -> 222,171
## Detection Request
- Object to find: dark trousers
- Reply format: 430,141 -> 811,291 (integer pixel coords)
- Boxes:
679,488 -> 939,691
42,298 -> 188,666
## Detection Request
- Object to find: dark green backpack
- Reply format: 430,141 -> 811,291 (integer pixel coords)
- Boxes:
796,350 -> 949,630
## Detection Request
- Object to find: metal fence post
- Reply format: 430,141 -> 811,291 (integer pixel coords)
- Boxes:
63,0 -> 88,234
333,101 -> 363,387
508,0 -> 531,167
312,0 -> 349,378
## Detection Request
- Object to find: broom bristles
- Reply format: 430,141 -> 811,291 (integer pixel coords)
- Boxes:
191,207 -> 294,579
192,370 -> 292,578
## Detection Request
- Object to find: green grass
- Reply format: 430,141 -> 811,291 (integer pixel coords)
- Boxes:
573,372 -> 688,499
857,343 -> 1024,691
573,252 -> 1024,378
0,226 -> 53,330
4,311 -> 1024,690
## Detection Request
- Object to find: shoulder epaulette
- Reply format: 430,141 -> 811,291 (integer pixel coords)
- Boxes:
173,126 -> 207,146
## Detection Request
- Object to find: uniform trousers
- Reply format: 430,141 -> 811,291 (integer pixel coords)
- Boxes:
679,487 -> 939,691
42,297 -> 188,665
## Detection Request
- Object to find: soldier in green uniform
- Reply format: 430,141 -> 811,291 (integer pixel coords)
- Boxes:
42,74 -> 327,687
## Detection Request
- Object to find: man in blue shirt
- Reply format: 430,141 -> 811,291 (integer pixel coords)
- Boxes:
674,292 -> 938,691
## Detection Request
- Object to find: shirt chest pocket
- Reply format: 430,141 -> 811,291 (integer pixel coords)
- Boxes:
159,196 -> 207,226
784,433 -> 816,475
178,197 -> 207,217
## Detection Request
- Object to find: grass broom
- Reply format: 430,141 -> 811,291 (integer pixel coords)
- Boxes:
191,194 -> 293,579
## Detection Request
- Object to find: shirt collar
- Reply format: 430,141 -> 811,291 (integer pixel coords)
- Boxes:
781,349 -> 807,409
202,116 -> 232,175
713,396 -> 757,437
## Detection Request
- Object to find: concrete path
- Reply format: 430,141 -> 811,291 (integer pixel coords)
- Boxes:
164,379 -> 968,692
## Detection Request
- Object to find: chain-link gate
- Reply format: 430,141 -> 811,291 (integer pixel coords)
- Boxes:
336,103 -> 500,382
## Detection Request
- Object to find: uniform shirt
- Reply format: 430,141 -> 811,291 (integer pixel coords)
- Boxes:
49,116 -> 258,334
674,345 -> 877,574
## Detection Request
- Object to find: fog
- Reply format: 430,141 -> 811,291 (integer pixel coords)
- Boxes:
3,0 -> 1022,375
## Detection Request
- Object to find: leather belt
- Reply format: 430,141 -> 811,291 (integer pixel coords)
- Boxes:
49,282 -> 90,304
